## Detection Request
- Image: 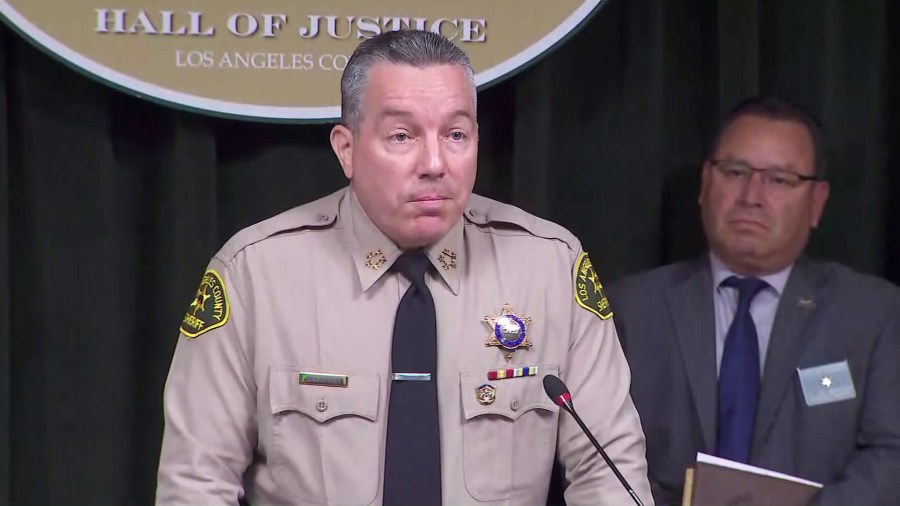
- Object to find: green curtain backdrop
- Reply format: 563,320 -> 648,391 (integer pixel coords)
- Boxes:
1,0 -> 897,504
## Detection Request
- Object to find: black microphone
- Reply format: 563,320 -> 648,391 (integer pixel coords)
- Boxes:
543,374 -> 645,506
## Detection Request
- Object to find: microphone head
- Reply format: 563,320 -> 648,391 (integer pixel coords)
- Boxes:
543,374 -> 573,411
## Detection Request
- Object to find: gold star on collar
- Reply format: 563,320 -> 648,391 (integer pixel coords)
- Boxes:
364,249 -> 387,270
484,303 -> 532,361
437,248 -> 457,271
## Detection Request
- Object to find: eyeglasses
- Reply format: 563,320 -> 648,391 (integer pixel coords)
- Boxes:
709,159 -> 823,189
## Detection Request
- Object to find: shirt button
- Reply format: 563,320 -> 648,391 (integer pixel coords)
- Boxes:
316,213 -> 329,223
316,399 -> 328,412
510,398 -> 520,411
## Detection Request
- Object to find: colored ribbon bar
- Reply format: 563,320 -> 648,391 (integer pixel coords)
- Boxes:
487,365 -> 538,381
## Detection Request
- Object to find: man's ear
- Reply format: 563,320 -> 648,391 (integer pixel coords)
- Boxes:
330,124 -> 354,179
698,160 -> 713,205
810,180 -> 830,228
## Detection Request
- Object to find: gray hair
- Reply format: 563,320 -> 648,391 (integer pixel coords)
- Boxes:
340,30 -> 477,130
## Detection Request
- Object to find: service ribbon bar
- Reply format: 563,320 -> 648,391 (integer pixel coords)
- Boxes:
487,365 -> 538,381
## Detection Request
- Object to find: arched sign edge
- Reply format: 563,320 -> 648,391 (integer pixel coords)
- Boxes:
0,1 -> 609,124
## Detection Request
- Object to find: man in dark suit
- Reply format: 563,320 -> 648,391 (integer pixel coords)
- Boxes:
608,96 -> 900,506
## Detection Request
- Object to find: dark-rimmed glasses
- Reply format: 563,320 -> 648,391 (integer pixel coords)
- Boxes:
709,159 -> 823,189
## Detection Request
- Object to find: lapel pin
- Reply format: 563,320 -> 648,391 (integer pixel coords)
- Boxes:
437,248 -> 457,271
476,384 -> 496,405
797,297 -> 815,310
364,249 -> 386,270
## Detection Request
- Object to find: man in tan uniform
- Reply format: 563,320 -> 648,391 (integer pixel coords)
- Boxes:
156,30 -> 652,506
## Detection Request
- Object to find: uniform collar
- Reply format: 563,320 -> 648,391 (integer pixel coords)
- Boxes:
347,188 -> 463,295
424,216 -> 463,295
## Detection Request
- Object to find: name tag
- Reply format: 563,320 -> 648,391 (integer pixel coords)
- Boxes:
797,359 -> 856,407
299,372 -> 349,387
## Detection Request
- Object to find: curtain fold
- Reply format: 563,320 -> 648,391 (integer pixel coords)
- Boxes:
0,25 -> 11,506
0,0 -> 896,503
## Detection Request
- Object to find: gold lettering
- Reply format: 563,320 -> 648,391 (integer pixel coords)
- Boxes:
182,313 -> 206,330
208,284 -> 225,320
577,282 -> 589,302
598,298 -> 609,311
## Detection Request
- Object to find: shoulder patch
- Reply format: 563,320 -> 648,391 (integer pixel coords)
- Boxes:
181,269 -> 230,338
574,252 -> 613,320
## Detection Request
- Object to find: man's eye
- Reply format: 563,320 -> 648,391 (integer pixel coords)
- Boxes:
392,133 -> 409,142
769,173 -> 793,186
449,131 -> 466,141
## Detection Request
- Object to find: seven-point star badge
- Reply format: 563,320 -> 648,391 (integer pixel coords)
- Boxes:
484,303 -> 532,361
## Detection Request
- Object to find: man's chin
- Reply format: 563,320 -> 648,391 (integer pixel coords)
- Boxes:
399,219 -> 455,249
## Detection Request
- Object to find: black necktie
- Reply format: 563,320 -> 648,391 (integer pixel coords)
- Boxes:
382,251 -> 442,504
717,276 -> 768,463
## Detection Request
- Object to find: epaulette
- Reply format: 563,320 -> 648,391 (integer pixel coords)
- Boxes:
215,187 -> 345,264
464,194 -> 581,253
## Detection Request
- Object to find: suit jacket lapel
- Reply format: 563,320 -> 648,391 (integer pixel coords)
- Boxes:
752,257 -> 830,457
666,258 -> 718,452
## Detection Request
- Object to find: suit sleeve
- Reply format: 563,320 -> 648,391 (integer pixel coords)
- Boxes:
607,282 -> 677,506
155,256 -> 257,506
557,249 -> 654,506
811,293 -> 900,506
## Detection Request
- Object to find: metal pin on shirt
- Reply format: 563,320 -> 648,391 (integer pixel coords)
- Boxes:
391,373 -> 432,382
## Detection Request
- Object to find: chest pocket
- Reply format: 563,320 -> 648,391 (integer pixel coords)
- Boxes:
268,366 -> 381,506
459,365 -> 560,501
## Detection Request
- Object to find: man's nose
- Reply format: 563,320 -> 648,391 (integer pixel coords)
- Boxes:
417,136 -> 446,178
738,170 -> 765,205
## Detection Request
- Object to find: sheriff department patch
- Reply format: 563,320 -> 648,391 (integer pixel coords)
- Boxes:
574,252 -> 613,320
180,269 -> 230,338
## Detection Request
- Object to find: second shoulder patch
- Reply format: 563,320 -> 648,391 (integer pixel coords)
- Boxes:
574,252 -> 613,320
181,269 -> 230,338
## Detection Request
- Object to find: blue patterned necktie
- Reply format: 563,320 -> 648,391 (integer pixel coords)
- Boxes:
717,275 -> 768,463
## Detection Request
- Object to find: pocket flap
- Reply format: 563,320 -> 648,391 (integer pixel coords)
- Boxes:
269,366 -> 380,423
460,364 -> 559,421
